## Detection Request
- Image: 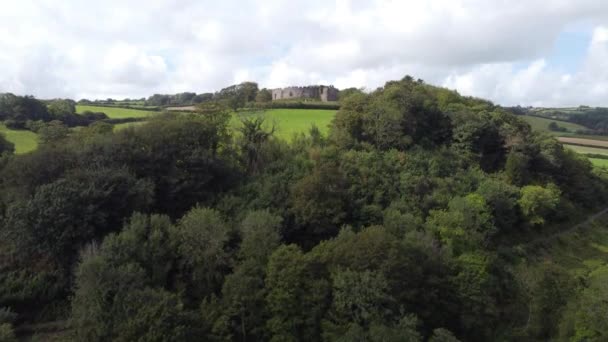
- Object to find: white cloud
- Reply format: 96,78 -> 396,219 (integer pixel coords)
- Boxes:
442,25 -> 608,106
0,0 -> 607,105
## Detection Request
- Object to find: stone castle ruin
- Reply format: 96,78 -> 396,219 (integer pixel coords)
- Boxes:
271,85 -> 339,102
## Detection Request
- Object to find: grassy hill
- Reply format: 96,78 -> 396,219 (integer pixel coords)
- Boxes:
520,115 -> 586,135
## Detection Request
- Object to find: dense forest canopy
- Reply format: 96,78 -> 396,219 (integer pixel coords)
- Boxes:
1,76 -> 608,341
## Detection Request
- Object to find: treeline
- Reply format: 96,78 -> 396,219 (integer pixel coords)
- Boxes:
79,82 -> 349,112
1,77 -> 607,341
569,107 -> 608,134
144,82 -> 264,109
0,94 -> 108,130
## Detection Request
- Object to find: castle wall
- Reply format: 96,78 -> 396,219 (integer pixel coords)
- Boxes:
320,86 -> 339,102
271,85 -> 338,102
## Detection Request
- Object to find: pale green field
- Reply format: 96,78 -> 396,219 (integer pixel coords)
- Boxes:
233,109 -> 336,140
521,115 -> 586,135
76,105 -> 159,119
113,121 -> 148,131
590,158 -> 608,168
564,144 -> 608,155
0,124 -> 38,154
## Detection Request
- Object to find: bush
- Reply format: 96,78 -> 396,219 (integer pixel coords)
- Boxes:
3,119 -> 25,130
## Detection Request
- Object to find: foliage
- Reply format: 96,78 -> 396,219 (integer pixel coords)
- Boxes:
1,76 -> 607,341
172,207 -> 232,300
0,93 -> 50,124
37,120 -> 70,144
330,76 -> 452,150
518,184 -> 561,226
256,88 -> 273,103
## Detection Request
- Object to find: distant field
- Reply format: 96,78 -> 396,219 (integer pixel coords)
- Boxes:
233,109 -> 337,140
113,121 -> 148,131
530,107 -> 584,115
566,134 -> 608,141
0,124 -> 38,154
590,158 -> 608,168
558,137 -> 608,148
76,105 -> 159,119
564,144 -> 608,155
521,115 -> 586,135
167,106 -> 197,111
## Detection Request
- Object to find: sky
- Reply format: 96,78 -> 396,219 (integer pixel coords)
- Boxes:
1,0 -> 608,107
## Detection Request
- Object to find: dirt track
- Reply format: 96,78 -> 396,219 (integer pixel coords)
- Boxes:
558,137 -> 608,148
166,106 -> 197,111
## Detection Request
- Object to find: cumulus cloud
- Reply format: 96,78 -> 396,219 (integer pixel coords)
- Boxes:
0,0 -> 608,105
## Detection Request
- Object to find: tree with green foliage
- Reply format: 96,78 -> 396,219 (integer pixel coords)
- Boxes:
322,269 -> 395,339
337,87 -> 364,102
38,120 -> 70,144
71,243 -> 194,341
290,148 -> 348,246
256,88 -> 273,103
47,99 -> 76,119
427,193 -> 496,254
518,184 -> 561,226
265,245 -> 330,341
0,93 -> 50,124
452,111 -> 506,172
238,116 -> 275,174
213,210 -> 282,340
476,178 -> 520,233
4,167 -> 152,266
171,207 -> 232,301
330,77 -> 452,150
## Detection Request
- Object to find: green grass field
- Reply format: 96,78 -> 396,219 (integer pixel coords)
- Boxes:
0,108 -> 337,154
0,124 -> 38,154
111,108 -> 337,139
590,158 -> 608,168
76,105 -> 159,119
113,121 -> 148,131
521,115 -> 586,135
233,109 -> 337,140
